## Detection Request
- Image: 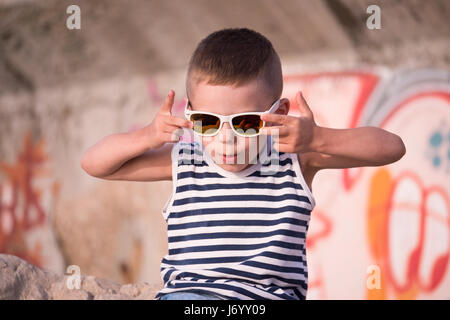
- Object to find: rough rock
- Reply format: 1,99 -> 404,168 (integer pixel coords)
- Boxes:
0,254 -> 162,300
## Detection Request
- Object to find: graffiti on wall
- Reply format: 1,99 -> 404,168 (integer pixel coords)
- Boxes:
0,133 -> 62,270
361,71 -> 450,299
282,69 -> 449,299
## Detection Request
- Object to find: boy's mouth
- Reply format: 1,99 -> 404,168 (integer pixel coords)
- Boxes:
214,151 -> 242,164
221,153 -> 238,162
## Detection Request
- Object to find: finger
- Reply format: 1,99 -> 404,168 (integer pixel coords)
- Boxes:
160,90 -> 175,115
161,131 -> 181,142
165,115 -> 193,129
167,127 -> 185,142
163,123 -> 189,136
270,141 -> 293,152
259,126 -> 289,136
260,113 -> 291,125
296,91 -> 313,118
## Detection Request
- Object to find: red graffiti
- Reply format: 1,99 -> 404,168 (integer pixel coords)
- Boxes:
0,133 -> 60,267
387,170 -> 449,293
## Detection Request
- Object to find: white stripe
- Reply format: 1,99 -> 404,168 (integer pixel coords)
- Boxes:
173,184 -> 302,196
175,174 -> 298,186
170,198 -> 312,214
168,212 -> 310,225
168,234 -> 305,250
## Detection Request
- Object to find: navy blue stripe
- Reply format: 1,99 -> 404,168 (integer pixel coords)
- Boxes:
162,267 -> 177,283
170,269 -> 305,291
178,159 -> 208,166
293,287 -> 306,300
173,193 -> 309,206
248,169 -> 296,178
162,250 -> 304,266
168,217 -> 308,231
168,229 -> 305,243
176,181 -> 305,193
261,157 -> 291,166
242,260 -> 307,277
178,169 -> 297,180
178,148 -> 203,156
169,205 -> 311,219
165,281 -> 264,299
178,142 -> 197,147
178,171 -> 224,179
162,280 -> 295,300
169,240 -> 304,255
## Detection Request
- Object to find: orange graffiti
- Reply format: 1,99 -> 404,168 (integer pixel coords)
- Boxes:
0,132 -> 60,267
367,168 -> 450,299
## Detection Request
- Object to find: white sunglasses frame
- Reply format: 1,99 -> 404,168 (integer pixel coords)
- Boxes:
184,98 -> 281,137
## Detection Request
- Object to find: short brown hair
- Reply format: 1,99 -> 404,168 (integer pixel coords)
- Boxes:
186,28 -> 283,101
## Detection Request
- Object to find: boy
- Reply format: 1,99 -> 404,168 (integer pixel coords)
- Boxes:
81,28 -> 406,300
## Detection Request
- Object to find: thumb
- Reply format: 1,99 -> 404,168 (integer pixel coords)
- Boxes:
296,91 -> 312,118
160,90 -> 175,115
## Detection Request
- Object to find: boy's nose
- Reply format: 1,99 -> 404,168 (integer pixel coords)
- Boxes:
218,122 -> 235,142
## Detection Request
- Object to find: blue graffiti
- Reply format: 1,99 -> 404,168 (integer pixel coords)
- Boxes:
426,122 -> 450,173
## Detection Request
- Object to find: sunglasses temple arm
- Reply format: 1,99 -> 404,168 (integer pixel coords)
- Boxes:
265,100 -> 281,114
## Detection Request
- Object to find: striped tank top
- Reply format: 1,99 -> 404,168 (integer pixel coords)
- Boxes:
154,138 -> 316,300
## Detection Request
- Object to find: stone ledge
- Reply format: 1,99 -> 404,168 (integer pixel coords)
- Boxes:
0,254 -> 162,300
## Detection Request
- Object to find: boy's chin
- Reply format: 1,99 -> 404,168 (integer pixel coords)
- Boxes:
215,162 -> 251,172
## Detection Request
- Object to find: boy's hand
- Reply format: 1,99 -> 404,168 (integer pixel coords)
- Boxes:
147,90 -> 193,149
259,91 -> 319,154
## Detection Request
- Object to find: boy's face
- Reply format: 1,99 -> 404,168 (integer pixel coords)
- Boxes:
188,78 -> 289,172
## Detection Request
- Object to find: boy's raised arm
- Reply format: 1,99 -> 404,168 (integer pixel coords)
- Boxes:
308,125 -> 406,169
260,91 -> 406,170
80,90 -> 193,181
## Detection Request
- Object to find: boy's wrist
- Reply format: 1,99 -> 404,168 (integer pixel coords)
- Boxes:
129,124 -> 155,151
138,124 -> 159,150
310,125 -> 325,153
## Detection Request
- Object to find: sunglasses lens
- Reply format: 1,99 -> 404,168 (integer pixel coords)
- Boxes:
190,114 -> 221,135
232,115 -> 263,136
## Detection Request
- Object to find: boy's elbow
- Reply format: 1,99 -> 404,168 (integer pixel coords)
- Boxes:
390,135 -> 406,163
80,153 -> 97,177
80,155 -> 91,175
399,138 -> 406,159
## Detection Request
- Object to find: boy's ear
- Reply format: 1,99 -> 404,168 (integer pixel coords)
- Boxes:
275,98 -> 290,115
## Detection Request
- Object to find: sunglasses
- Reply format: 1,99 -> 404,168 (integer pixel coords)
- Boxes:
184,98 -> 281,137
